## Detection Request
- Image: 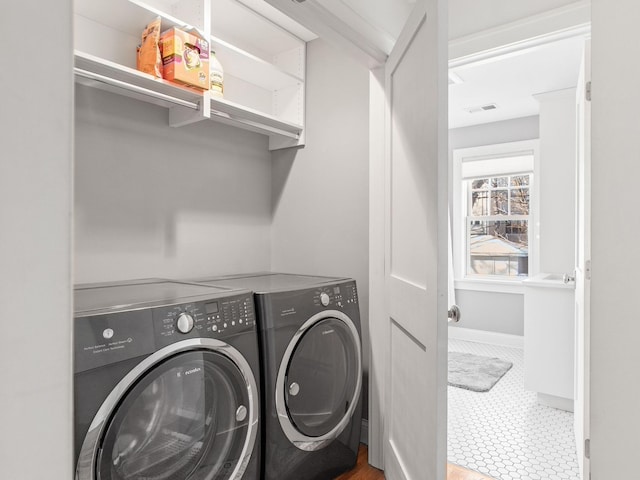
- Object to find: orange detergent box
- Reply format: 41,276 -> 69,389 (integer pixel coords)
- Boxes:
159,27 -> 209,90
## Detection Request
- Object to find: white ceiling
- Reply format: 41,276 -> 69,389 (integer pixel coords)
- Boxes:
449,35 -> 585,129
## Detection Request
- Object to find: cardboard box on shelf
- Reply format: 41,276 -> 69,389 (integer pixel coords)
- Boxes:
160,28 -> 209,90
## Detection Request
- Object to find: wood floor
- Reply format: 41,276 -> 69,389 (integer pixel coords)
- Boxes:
335,445 -> 494,480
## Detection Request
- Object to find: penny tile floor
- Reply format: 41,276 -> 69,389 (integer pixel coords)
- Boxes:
448,339 -> 581,480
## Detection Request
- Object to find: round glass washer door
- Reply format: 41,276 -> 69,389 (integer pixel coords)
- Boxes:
276,310 -> 362,451
77,338 -> 258,480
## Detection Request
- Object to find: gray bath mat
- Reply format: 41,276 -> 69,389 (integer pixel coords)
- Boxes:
448,351 -> 513,392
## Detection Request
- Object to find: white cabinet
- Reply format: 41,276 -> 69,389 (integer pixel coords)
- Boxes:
74,0 -> 306,150
524,273 -> 575,411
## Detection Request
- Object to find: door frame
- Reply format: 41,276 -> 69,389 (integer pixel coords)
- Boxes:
574,38 -> 591,479
368,15 -> 592,474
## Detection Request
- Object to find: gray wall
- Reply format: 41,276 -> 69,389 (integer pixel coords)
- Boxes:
449,115 -> 539,335
75,38 -> 371,416
271,38 -> 370,416
591,0 -> 640,475
1,1 -> 74,479
454,290 -> 525,336
75,85 -> 272,282
449,115 -> 540,154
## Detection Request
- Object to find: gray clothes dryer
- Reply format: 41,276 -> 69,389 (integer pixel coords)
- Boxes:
192,273 -> 363,480
73,279 -> 261,480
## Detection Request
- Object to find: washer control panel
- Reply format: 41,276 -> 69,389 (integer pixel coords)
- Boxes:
153,293 -> 255,347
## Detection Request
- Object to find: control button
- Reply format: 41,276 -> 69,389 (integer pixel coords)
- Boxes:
320,292 -> 330,307
223,323 -> 228,328
176,313 -> 195,334
103,328 -> 114,340
212,325 -> 218,332
231,321 -> 236,326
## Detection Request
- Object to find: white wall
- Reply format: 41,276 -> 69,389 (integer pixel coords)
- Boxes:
449,116 -> 539,335
591,1 -> 640,476
75,86 -> 272,283
0,1 -> 73,479
535,88 -> 577,274
271,38 -> 370,416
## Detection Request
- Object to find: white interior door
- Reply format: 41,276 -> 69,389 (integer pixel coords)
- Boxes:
574,38 -> 591,480
383,1 -> 447,478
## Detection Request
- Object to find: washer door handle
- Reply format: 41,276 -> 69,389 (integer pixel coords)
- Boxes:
288,382 -> 300,396
236,405 -> 247,422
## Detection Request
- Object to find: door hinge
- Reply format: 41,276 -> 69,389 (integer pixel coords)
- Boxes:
585,260 -> 592,280
585,438 -> 591,459
586,81 -> 592,101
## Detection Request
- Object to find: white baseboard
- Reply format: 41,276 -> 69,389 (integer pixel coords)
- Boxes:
537,393 -> 574,412
360,418 -> 369,445
448,326 -> 524,349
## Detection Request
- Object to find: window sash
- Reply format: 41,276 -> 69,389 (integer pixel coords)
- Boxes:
467,176 -> 531,217
465,216 -> 530,277
467,215 -> 530,222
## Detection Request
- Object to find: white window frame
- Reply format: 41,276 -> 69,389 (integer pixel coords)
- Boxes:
452,139 -> 540,294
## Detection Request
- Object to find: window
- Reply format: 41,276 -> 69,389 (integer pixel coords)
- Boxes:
466,174 -> 531,277
452,140 -> 538,285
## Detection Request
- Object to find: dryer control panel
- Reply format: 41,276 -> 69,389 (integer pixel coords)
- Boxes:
312,282 -> 358,309
263,280 -> 360,331
153,293 -> 256,348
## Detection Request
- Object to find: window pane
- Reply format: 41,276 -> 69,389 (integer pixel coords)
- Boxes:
491,190 -> 508,215
511,175 -> 530,187
471,178 -> 489,190
492,177 -> 508,188
471,191 -> 489,216
468,220 -> 528,277
511,188 -> 530,214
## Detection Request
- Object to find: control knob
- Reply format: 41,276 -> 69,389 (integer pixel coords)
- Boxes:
176,313 -> 195,334
320,292 -> 330,307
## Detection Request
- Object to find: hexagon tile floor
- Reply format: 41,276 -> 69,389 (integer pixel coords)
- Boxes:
448,339 -> 581,480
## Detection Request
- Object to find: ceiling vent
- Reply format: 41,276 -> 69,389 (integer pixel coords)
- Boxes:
466,103 -> 498,114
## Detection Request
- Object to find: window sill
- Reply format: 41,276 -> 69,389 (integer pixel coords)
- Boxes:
454,278 -> 525,294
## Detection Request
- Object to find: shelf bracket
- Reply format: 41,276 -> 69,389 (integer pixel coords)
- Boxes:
269,133 -> 304,151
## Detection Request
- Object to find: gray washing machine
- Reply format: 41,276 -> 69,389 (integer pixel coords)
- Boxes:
191,273 -> 362,480
74,279 -> 261,480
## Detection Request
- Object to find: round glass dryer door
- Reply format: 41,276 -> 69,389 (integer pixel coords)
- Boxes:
78,340 -> 258,480
276,311 -> 362,451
